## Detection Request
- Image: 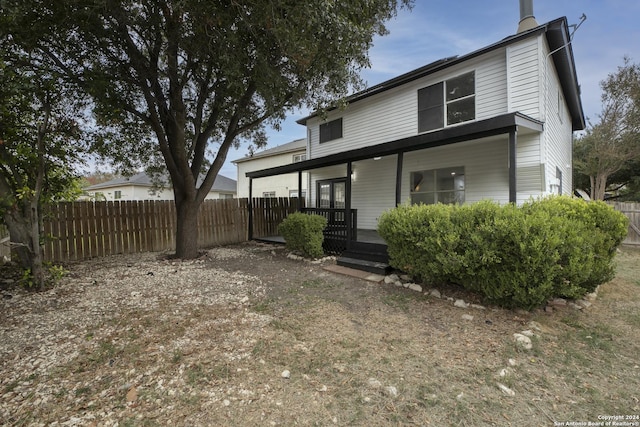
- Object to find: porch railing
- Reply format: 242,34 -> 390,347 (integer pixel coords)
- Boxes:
300,208 -> 357,254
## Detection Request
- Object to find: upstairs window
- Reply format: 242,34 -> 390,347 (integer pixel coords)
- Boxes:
292,153 -> 306,163
319,118 -> 343,143
418,71 -> 475,132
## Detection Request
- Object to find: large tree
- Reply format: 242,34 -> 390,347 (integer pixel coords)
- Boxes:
574,57 -> 640,200
3,0 -> 412,259
0,53 -> 85,288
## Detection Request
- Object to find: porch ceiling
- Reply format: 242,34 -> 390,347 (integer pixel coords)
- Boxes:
246,112 -> 542,179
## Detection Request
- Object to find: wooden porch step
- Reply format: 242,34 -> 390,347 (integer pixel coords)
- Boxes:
336,256 -> 391,275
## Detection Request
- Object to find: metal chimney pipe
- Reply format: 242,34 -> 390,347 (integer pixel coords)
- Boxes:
517,0 -> 538,33
519,0 -> 534,21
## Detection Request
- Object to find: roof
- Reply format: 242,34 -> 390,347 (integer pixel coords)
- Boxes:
232,138 -> 306,164
85,172 -> 237,193
297,17 -> 585,132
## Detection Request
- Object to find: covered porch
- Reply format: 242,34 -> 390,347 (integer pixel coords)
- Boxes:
246,112 -> 543,271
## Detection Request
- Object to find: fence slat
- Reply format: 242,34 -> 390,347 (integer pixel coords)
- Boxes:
609,201 -> 640,246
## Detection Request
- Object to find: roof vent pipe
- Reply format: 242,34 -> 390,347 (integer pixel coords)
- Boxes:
517,0 -> 539,33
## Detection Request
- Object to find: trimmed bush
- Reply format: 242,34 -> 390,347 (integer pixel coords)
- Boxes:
523,196 -> 629,295
378,197 -> 629,309
278,212 -> 327,259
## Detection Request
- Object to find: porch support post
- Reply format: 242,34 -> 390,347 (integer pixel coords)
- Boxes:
248,178 -> 254,240
509,128 -> 517,204
298,170 -> 303,211
396,152 -> 404,206
345,161 -> 353,250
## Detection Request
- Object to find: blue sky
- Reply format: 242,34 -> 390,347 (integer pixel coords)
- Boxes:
220,0 -> 640,180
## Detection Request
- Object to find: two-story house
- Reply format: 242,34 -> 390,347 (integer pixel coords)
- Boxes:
245,1 -> 585,270
233,138 -> 308,199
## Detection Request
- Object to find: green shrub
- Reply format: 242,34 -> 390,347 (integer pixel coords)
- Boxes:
378,203 -> 459,284
523,196 -> 629,295
278,212 -> 327,259
453,203 -> 561,309
378,197 -> 629,309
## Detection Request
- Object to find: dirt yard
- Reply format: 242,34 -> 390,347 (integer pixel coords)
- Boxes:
1,242 -> 639,426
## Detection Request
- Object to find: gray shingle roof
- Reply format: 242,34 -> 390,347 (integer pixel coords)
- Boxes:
85,172 -> 236,193
232,138 -> 306,163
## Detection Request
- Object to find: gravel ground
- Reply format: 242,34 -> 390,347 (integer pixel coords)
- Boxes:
1,242 -> 638,426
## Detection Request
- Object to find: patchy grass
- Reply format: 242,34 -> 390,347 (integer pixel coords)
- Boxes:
1,244 -> 638,426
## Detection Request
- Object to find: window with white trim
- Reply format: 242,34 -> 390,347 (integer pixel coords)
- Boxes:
410,167 -> 465,205
262,191 -> 276,198
114,190 -> 122,200
418,71 -> 475,132
292,153 -> 306,163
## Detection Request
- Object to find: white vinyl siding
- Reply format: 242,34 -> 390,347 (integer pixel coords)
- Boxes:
507,37 -> 541,118
307,51 -> 508,159
476,52 -> 508,119
351,157 -> 398,229
541,40 -> 574,196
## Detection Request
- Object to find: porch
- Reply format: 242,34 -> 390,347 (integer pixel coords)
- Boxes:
246,112 -> 544,273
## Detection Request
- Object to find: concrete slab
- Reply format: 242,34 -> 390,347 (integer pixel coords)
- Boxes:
323,264 -> 385,282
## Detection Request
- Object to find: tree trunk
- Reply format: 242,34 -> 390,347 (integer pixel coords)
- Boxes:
4,199 -> 45,288
29,196 -> 45,288
593,173 -> 609,201
174,197 -> 200,259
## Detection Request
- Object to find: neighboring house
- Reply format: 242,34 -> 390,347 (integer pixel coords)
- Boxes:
83,172 -> 237,201
232,138 -> 308,199
245,1 -> 586,268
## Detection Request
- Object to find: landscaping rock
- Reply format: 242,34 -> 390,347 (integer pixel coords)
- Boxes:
569,302 -> 583,310
429,289 -> 441,299
461,314 -> 474,321
549,298 -> 567,307
281,370 -> 291,379
470,304 -> 486,310
384,275 -> 398,285
385,386 -> 398,397
400,274 -> 412,281
513,333 -> 533,350
408,283 -> 422,292
520,330 -> 535,337
497,383 -> 515,396
454,299 -> 469,308
367,378 -> 382,389
576,299 -> 592,309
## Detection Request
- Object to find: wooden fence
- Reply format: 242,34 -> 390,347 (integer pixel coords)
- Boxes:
250,196 -> 305,238
608,201 -> 640,246
0,197 -> 301,263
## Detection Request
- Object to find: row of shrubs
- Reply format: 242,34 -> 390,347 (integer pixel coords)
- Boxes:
377,197 -> 628,309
